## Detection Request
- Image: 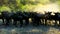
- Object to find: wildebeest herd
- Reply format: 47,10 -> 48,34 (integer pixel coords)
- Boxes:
0,11 -> 60,27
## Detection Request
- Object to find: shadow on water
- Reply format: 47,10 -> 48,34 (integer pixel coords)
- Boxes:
0,22 -> 60,34
52,25 -> 60,30
0,24 -> 51,34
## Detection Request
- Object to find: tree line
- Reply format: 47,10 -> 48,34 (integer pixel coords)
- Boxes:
0,0 -> 60,12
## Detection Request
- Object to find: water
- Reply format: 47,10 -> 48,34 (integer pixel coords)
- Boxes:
0,24 -> 60,34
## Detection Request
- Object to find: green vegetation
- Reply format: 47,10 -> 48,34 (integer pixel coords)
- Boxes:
0,0 -> 60,12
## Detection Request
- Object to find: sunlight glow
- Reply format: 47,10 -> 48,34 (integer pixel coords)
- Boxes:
33,3 -> 59,14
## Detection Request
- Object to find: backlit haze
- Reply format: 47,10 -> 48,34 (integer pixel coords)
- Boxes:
0,0 -> 60,13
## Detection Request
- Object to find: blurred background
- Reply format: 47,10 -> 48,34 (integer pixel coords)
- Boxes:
0,0 -> 60,13
0,0 -> 60,34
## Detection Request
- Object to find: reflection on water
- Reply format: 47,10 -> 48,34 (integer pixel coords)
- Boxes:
0,25 -> 60,34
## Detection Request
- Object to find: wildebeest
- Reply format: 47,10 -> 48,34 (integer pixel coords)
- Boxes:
54,12 -> 60,25
44,12 -> 52,25
44,12 -> 60,26
12,11 -> 23,26
28,12 -> 42,26
36,12 -> 45,25
0,12 -> 3,25
1,10 -> 60,26
22,12 -> 30,25
1,11 -> 11,26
